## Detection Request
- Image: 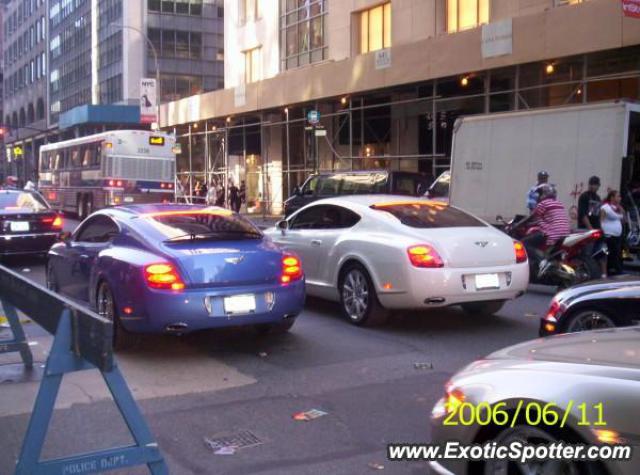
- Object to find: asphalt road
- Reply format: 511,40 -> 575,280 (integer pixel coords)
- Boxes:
0,217 -> 553,475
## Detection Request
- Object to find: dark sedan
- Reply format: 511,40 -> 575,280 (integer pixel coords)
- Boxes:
0,189 -> 63,257
540,275 -> 640,336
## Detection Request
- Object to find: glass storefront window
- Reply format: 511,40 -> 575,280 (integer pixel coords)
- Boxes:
587,46 -> 640,78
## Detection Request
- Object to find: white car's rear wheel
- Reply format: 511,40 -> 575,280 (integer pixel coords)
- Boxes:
339,264 -> 388,326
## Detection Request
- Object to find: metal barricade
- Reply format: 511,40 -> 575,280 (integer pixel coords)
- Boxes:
0,265 -> 169,475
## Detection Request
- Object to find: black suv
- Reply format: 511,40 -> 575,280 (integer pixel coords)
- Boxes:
283,171 -> 432,217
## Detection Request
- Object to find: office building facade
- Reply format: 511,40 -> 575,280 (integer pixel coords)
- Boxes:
2,0 -> 224,184
162,0 -> 640,215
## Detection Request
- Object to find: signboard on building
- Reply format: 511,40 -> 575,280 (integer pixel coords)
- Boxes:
307,110 -> 321,125
623,0 -> 640,18
140,78 -> 157,124
375,48 -> 392,70
481,19 -> 513,59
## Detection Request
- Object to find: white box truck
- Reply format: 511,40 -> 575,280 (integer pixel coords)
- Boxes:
448,101 -> 640,225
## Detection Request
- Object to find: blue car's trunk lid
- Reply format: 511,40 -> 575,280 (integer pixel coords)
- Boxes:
162,238 -> 283,287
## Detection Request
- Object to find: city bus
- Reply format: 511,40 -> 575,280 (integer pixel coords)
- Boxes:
39,130 -> 177,219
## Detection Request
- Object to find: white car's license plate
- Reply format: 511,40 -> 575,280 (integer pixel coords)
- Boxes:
223,294 -> 256,315
475,273 -> 500,290
9,221 -> 29,232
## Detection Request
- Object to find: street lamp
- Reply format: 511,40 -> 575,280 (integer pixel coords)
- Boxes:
108,22 -> 161,129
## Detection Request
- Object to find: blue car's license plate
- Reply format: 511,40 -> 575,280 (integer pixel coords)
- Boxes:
223,294 -> 256,315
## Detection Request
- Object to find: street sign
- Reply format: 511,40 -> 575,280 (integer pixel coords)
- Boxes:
307,110 -> 321,125
315,128 -> 327,137
140,78 -> 158,124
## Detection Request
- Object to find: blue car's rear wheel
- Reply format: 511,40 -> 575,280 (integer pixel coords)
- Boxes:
97,281 -> 138,350
46,264 -> 59,292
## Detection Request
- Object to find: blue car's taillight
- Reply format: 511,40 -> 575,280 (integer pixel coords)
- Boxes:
144,263 -> 185,291
281,254 -> 303,284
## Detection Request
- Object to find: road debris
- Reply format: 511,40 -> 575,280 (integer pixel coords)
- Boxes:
368,462 -> 385,470
414,362 -> 434,370
214,446 -> 237,455
293,409 -> 328,421
258,351 -> 268,358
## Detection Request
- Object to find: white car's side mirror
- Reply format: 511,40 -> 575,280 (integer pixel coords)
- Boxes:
277,220 -> 289,235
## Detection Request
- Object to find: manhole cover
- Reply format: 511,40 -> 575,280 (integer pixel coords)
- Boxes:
204,430 -> 264,452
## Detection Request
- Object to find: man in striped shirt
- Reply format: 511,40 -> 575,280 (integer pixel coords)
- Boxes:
525,184 -> 571,247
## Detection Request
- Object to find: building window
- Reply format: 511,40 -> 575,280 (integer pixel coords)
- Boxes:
359,2 -> 391,54
244,47 -> 261,84
240,0 -> 260,24
447,0 -> 489,33
150,0 -> 202,15
150,28 -> 202,59
280,0 -> 327,70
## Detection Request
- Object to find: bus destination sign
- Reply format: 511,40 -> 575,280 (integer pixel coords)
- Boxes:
149,136 -> 165,146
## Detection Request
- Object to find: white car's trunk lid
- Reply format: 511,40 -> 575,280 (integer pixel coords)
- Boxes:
407,227 -> 515,268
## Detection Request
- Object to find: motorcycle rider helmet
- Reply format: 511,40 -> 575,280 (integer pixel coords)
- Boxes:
536,183 -> 557,202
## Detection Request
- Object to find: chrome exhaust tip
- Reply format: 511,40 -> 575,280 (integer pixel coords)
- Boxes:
424,297 -> 446,305
165,323 -> 189,333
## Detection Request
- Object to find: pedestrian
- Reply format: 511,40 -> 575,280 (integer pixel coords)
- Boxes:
527,171 -> 549,213
600,190 -> 625,276
577,176 -> 607,277
239,180 -> 246,211
229,179 -> 240,213
578,176 -> 602,230
206,180 -> 217,206
194,180 -> 201,203
216,181 -> 226,207
4,175 -> 18,189
199,181 -> 208,204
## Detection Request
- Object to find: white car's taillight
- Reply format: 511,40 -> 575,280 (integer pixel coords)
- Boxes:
407,244 -> 444,268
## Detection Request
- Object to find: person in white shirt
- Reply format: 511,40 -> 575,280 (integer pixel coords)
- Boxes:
600,190 -> 625,275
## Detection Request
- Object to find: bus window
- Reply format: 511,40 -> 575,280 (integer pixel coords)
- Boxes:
40,152 -> 48,171
71,148 -> 82,168
53,153 -> 61,170
82,146 -> 91,167
93,144 -> 102,167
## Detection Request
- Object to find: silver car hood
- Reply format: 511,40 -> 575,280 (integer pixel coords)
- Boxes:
480,327 -> 640,379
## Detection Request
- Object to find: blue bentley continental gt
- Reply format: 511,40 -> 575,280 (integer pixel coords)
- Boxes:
46,204 -> 305,348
